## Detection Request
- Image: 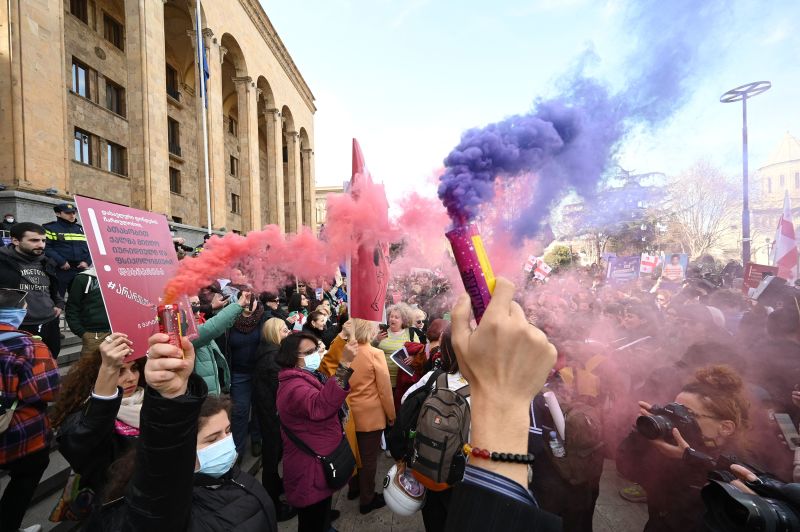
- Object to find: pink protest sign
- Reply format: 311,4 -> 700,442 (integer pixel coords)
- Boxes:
74,196 -> 193,360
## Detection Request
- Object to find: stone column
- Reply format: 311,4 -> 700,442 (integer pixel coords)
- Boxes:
233,76 -> 260,232
301,147 -> 315,230
284,131 -> 301,233
263,107 -> 284,228
4,0 -> 68,191
125,0 -> 169,213
206,36 -> 227,230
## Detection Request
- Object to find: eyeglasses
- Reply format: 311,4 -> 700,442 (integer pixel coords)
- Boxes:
683,405 -> 720,421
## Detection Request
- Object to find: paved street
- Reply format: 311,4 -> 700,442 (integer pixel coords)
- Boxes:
275,457 -> 648,532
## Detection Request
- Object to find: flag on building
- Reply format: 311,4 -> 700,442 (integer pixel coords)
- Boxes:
195,2 -> 210,107
639,253 -> 659,275
771,191 -> 799,282
348,139 -> 390,322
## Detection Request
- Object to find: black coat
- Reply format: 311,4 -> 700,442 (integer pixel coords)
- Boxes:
85,375 -> 277,532
445,481 -> 562,532
57,389 -> 136,496
616,430 -> 712,532
252,341 -> 281,443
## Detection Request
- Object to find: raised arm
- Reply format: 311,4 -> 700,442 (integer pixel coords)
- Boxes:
124,334 -> 206,531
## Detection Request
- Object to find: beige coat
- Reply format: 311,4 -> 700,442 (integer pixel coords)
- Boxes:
348,343 -> 396,432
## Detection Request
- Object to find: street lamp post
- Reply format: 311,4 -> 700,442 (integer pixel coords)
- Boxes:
720,81 -> 772,266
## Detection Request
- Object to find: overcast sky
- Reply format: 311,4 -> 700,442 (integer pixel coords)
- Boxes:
261,0 -> 800,202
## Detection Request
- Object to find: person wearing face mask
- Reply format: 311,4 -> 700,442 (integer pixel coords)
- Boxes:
83,333 -> 277,531
276,332 -> 358,532
0,288 -> 60,532
0,213 -> 17,233
616,364 -> 757,532
51,333 -> 144,522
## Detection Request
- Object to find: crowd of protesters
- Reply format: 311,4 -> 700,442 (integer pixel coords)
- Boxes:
1,209 -> 800,531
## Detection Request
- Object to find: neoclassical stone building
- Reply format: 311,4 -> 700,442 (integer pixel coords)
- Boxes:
0,0 -> 316,235
751,132 -> 800,262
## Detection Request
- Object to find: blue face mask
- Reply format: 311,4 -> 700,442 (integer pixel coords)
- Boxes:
0,308 -> 27,329
302,351 -> 322,372
196,434 -> 237,478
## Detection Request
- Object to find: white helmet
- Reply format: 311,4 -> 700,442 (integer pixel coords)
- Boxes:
383,463 -> 425,516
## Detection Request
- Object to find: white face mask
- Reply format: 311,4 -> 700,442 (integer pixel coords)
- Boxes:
195,434 -> 237,478
4,217 -> 13,223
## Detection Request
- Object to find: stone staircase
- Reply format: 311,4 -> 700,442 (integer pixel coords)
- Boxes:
3,329 -> 265,531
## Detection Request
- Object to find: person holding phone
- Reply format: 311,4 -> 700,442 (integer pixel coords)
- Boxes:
373,304 -> 426,388
219,290 -> 267,455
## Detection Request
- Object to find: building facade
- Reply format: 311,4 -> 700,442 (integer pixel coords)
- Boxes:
752,132 -> 800,263
0,0 -> 316,236
314,184 -> 344,228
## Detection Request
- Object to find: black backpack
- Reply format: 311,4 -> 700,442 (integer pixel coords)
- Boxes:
387,369 -> 443,461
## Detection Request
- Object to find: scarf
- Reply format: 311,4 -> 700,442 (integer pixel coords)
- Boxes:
116,387 -> 144,430
234,305 -> 264,333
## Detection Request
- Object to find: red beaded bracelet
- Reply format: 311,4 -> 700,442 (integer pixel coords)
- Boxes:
463,443 -> 535,464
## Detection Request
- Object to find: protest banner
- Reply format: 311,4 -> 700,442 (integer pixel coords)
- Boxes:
74,196 -> 195,360
743,262 -> 779,295
606,256 -> 641,283
660,253 -> 688,283
348,139 -> 391,322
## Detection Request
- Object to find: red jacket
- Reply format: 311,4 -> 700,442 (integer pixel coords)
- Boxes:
276,367 -> 349,508
0,324 -> 60,465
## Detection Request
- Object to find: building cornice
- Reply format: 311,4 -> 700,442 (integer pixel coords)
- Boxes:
238,0 -> 316,114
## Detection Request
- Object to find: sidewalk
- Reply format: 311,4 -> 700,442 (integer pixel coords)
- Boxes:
276,457 -> 648,532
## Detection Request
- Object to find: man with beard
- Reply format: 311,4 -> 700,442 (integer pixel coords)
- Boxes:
0,223 -> 64,357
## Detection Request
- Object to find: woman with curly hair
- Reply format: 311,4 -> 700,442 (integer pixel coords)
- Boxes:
50,333 -> 144,521
617,364 -> 754,532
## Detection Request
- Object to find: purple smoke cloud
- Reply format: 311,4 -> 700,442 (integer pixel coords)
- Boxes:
437,0 -> 728,239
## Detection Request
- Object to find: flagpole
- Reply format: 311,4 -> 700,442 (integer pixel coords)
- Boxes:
196,1 -> 212,235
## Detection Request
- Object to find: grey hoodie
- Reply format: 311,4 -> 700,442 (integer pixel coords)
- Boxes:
0,245 -> 61,325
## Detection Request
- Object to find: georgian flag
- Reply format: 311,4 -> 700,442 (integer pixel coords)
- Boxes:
524,254 -> 537,273
771,191 -> 799,282
640,254 -> 659,275
534,259 -> 552,281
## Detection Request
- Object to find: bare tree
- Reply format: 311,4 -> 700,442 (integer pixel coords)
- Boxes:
662,161 -> 740,259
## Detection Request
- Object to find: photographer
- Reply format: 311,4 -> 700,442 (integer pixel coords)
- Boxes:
617,365 -> 753,531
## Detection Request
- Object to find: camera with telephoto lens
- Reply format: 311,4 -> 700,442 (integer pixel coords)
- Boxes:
702,471 -> 800,531
636,402 -> 704,446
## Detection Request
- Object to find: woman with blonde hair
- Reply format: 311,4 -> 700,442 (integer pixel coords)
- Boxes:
347,318 -> 396,513
373,303 -> 426,387
253,317 -> 295,521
